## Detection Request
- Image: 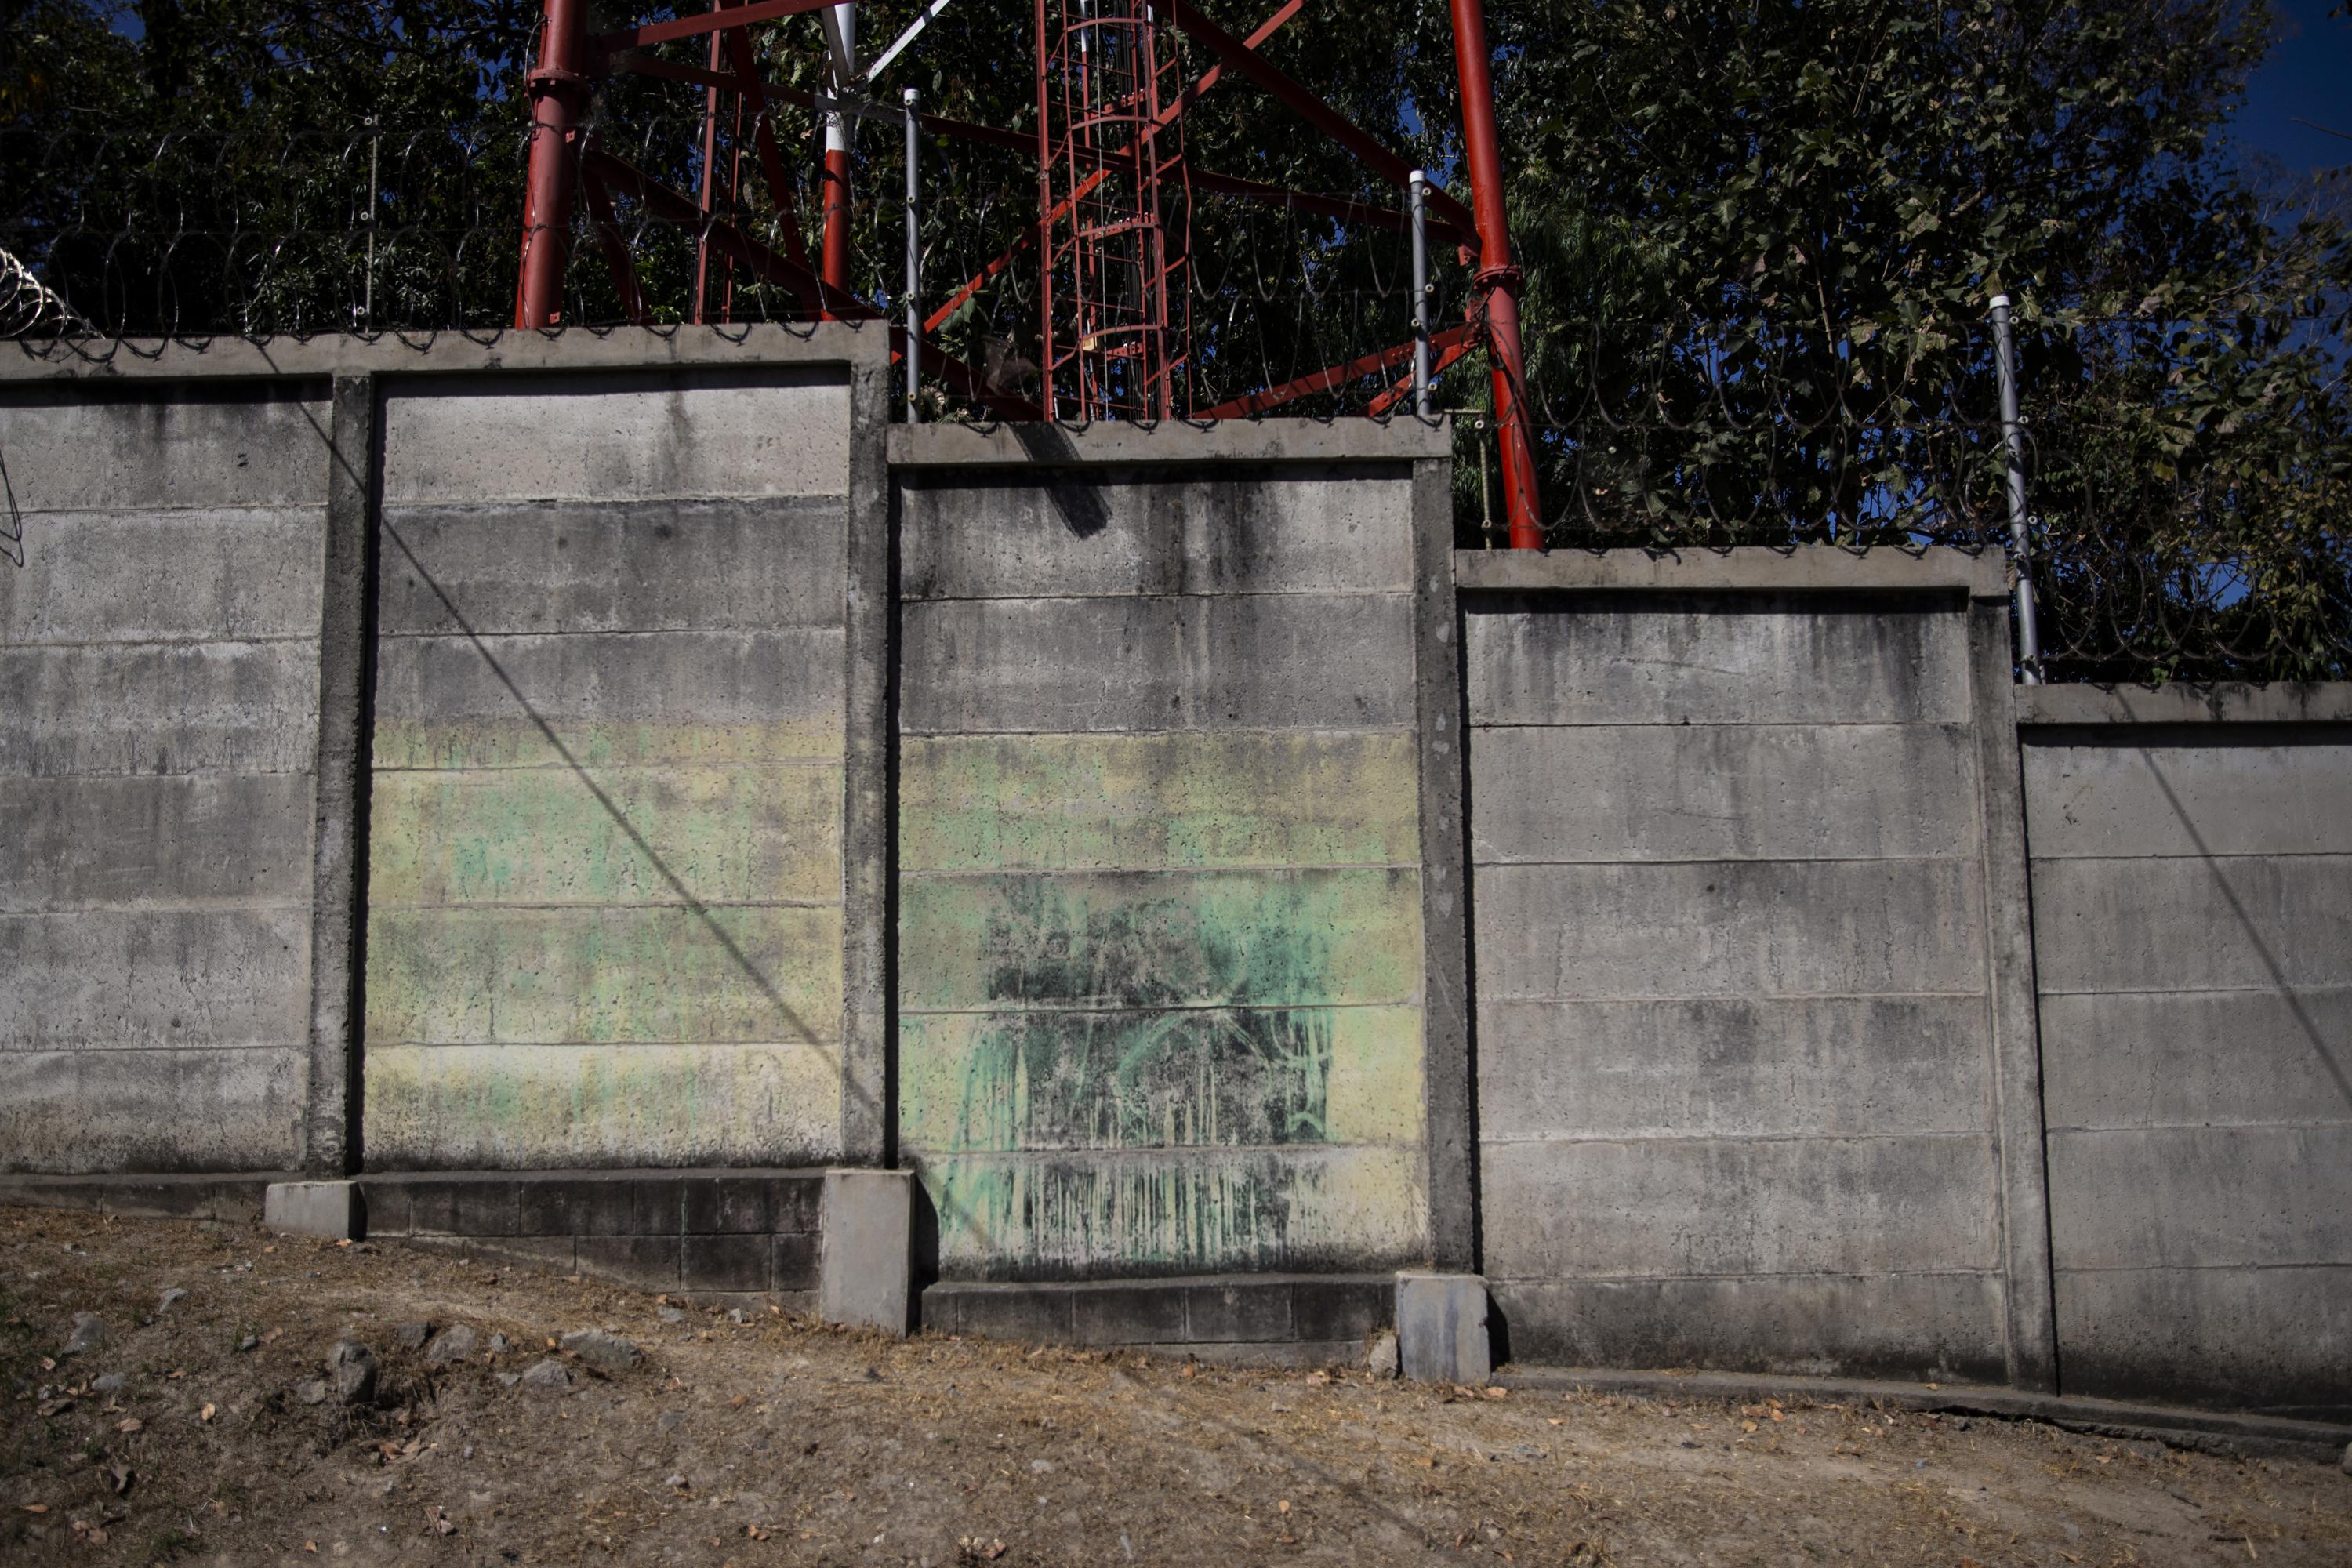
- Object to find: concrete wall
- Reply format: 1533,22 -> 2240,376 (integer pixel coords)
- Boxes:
363,363 -> 858,1169
0,379 -> 332,1172
2020,684 -> 2352,1417
1460,552 -> 2051,1385
889,425 -> 1450,1280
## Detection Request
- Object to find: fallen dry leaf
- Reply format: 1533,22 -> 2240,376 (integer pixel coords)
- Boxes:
115,1417 -> 143,1434
20,1504 -> 47,1515
200,1403 -> 216,1422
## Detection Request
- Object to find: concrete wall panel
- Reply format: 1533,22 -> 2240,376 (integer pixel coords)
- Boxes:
370,630 -> 844,769
1476,996 -> 1993,1142
899,1004 -> 1425,1154
368,763 -> 842,907
899,731 -> 1418,874
1491,1274 -> 2007,1384
2032,854 -> 2352,993
0,774 -> 313,911
377,498 -> 845,637
0,909 -> 311,1049
2027,724 -> 2352,1411
365,904 -> 842,1047
1481,1134 -> 2000,1280
0,507 -> 324,643
2046,1125 -> 2352,1270
898,868 -> 1423,1013
0,385 -> 329,510
1474,858 -> 1987,1000
0,1048 -> 305,1174
2053,1266 -> 2352,1415
2039,989 -> 2352,1131
1465,593 -> 1971,727
0,643 -> 320,777
362,1042 -> 845,1170
1471,723 -> 1977,864
2024,734 -> 2352,858
900,595 -> 1413,735
898,468 -> 1414,600
380,368 -> 850,504
920,1143 -> 1427,1280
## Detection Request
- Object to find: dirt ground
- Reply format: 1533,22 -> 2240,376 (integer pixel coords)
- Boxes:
4,1207 -> 2347,1567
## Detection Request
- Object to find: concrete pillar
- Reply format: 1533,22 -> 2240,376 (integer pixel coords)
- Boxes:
264,1180 -> 361,1240
1397,1271 -> 1492,1384
819,1169 -> 913,1334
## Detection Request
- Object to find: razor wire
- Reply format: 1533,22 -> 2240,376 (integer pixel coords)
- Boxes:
2,110 -> 2343,681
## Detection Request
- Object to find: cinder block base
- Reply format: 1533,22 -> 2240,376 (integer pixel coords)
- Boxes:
819,1169 -> 913,1335
1397,1272 -> 1491,1385
263,1180 -> 361,1240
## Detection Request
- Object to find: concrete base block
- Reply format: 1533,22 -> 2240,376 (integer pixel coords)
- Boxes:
1397,1271 -> 1491,1385
263,1180 -> 361,1240
819,1169 -> 913,1335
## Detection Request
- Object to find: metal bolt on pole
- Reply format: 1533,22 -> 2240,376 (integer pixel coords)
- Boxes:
904,87 -> 921,423
1409,169 -> 1432,420
1989,292 -> 2044,683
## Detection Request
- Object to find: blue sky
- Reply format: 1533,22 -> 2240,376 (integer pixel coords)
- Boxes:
2230,0 -> 2352,190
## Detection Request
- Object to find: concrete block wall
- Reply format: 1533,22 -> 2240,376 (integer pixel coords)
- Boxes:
888,425 -> 1455,1282
0,380 -> 332,1171
2020,684 -> 2352,1417
362,364 -> 858,1169
1458,553 -> 2052,1385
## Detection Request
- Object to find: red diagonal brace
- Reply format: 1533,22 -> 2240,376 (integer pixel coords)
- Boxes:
1194,321 -> 1478,420
1162,0 -> 1478,234
584,147 -> 875,319
720,24 -> 815,281
1367,325 -> 1477,416
1154,0 -> 1301,128
597,0 -> 839,55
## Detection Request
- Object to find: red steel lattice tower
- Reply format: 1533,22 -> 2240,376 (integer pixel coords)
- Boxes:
1035,0 -> 1191,422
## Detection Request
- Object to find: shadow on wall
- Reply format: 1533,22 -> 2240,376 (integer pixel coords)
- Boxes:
2143,749 -> 2352,1112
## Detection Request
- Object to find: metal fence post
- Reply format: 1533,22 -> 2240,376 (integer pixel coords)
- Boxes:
904,88 -> 921,423
1990,292 -> 2043,683
1409,169 -> 1432,420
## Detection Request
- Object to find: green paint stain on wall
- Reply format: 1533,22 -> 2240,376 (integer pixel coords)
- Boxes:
916,1146 -> 1428,1280
898,869 -> 1422,1013
899,731 -> 1419,873
370,763 -> 841,906
364,1043 -> 844,1168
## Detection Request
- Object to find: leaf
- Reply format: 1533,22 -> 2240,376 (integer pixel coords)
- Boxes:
200,1403 -> 216,1422
115,1417 -> 143,1433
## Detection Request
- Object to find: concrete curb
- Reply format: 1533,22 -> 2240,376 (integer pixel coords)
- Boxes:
1494,1366 -> 2352,1465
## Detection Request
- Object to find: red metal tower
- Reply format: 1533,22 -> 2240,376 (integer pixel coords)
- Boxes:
1034,0 -> 1189,421
512,0 -> 1546,542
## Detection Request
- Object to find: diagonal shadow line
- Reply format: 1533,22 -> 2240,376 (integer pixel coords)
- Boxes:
379,517 -> 822,1050
2140,749 -> 2352,1112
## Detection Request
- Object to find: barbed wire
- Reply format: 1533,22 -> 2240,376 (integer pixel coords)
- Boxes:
3,111 -> 2342,681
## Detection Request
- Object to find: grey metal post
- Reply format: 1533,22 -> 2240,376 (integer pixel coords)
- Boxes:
903,88 -> 921,423
1409,169 -> 1432,420
1989,292 -> 2043,682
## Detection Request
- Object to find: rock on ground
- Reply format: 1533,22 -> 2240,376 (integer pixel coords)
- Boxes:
558,1329 -> 643,1372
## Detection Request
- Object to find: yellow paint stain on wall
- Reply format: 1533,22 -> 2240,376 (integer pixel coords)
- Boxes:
369,763 -> 842,906
899,731 -> 1420,873
372,716 -> 843,772
367,904 -> 843,1048
364,1042 -> 844,1169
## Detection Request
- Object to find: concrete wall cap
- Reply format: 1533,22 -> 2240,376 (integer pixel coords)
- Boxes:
1454,544 -> 2008,600
887,418 -> 1449,468
2016,681 -> 2352,727
0,322 -> 884,383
